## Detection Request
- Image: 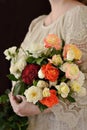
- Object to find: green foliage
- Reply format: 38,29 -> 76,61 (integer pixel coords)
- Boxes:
67,95 -> 76,103
7,74 -> 18,81
13,81 -> 27,96
27,56 -> 48,65
33,80 -> 38,86
36,102 -> 48,112
26,56 -> 36,64
0,90 -> 28,130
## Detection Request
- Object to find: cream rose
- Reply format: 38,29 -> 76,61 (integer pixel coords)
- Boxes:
24,86 -> 43,104
52,54 -> 63,66
37,80 -> 49,89
56,82 -> 70,98
42,88 -> 50,97
70,81 -> 81,93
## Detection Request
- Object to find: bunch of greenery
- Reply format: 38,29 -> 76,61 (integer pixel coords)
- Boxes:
0,89 -> 28,130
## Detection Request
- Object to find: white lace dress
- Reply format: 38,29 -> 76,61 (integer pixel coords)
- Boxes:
12,5 -> 87,130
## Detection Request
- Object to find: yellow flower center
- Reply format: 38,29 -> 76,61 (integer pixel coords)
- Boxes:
31,92 -> 37,97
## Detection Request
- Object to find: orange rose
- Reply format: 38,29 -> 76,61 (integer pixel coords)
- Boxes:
42,63 -> 59,82
40,90 -> 59,107
44,34 -> 61,50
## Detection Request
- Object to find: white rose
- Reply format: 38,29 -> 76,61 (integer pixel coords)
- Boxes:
37,80 -> 49,89
24,86 -> 43,104
56,82 -> 70,98
38,69 -> 45,79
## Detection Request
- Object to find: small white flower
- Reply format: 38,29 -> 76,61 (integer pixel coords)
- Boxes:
37,80 -> 49,89
56,82 -> 70,98
67,50 -> 75,61
10,55 -> 27,78
4,46 -> 17,60
38,69 -> 45,79
15,55 -> 27,72
24,86 -> 43,104
78,87 -> 87,97
42,88 -> 50,97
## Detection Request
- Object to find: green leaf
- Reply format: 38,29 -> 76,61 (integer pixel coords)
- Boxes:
7,74 -> 18,81
60,77 -> 67,82
13,82 -> 26,96
67,95 -> 76,103
36,102 -> 48,112
33,80 -> 38,86
50,48 -> 61,57
36,57 -> 45,65
26,56 -> 36,63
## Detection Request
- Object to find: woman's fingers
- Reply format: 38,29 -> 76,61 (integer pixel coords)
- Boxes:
8,92 -> 19,108
8,92 -> 27,116
16,95 -> 26,102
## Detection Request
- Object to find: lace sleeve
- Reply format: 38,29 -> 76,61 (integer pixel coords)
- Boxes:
50,6 -> 87,129
63,5 -> 87,44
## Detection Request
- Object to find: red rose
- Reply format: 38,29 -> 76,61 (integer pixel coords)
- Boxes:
22,64 -> 40,85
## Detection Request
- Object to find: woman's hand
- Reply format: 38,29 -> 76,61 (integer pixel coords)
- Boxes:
8,92 -> 41,117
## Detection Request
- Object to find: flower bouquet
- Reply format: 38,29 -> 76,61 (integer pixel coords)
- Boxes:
4,34 -> 86,111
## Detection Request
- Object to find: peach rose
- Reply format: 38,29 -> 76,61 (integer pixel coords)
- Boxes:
65,63 -> 80,80
63,44 -> 82,60
44,34 -> 62,50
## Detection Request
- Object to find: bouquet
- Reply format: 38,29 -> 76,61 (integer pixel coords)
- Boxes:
4,34 -> 86,111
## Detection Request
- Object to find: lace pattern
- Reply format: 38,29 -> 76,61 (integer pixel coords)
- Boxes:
50,6 -> 87,128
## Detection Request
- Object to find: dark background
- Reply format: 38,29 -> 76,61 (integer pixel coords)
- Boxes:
0,0 -> 50,94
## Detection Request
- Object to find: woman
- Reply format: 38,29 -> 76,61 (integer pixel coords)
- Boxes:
9,0 -> 87,130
